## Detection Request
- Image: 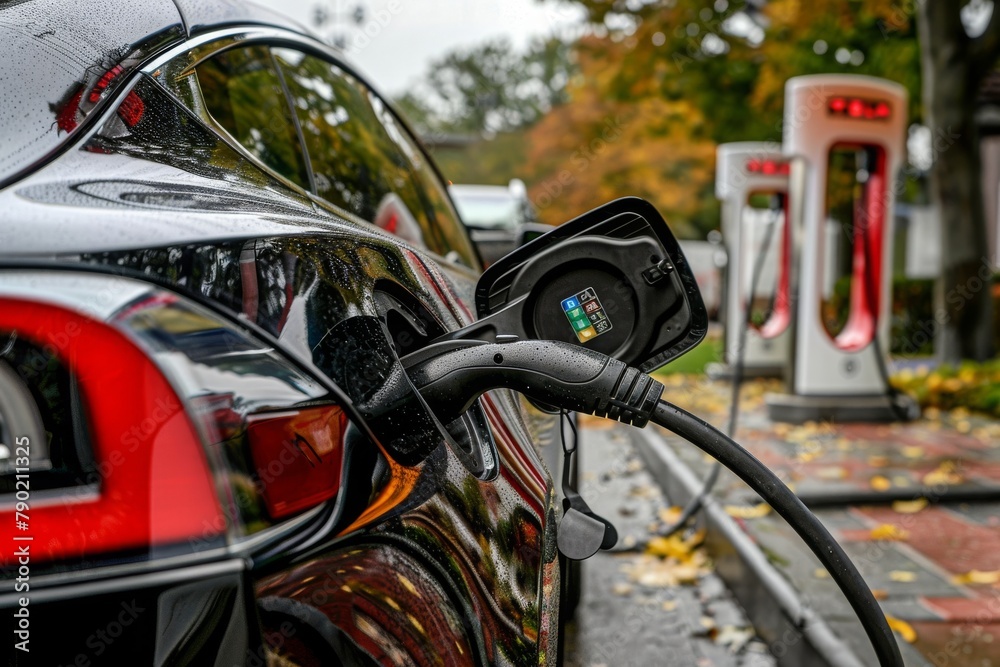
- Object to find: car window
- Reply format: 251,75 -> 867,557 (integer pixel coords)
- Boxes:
196,45 -> 310,189
271,47 -> 478,268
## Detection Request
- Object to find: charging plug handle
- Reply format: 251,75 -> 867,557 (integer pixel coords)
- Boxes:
402,339 -> 663,428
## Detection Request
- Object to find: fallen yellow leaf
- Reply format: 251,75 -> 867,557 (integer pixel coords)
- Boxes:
661,600 -> 677,611
889,570 -> 917,582
724,503 -> 771,519
952,570 -> 1000,585
624,552 -> 709,587
658,506 -> 684,525
892,498 -> 928,514
886,615 -> 917,643
870,475 -> 892,491
645,529 -> 706,560
870,524 -> 910,541
871,589 -> 889,600
611,582 -> 634,596
942,378 -> 963,393
817,466 -> 848,480
813,568 -> 830,579
923,462 -> 964,486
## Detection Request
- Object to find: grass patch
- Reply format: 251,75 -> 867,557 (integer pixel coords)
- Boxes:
652,335 -> 723,376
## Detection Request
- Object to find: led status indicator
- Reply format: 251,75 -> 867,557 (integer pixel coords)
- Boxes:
561,287 -> 612,343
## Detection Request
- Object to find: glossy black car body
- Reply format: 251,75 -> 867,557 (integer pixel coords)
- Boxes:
0,1 -> 562,664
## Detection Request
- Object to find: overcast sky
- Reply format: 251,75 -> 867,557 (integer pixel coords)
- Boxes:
252,0 -> 585,95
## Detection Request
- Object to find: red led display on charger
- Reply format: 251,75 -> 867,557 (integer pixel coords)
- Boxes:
746,159 -> 790,176
828,97 -> 891,120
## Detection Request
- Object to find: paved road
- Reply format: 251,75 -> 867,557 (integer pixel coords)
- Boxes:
562,421 -> 776,667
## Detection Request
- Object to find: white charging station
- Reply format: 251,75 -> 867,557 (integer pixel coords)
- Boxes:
708,143 -> 792,379
767,74 -> 916,423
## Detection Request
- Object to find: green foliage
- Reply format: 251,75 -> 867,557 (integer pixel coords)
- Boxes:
653,334 -> 722,375
891,277 -> 937,356
893,360 -> 1000,418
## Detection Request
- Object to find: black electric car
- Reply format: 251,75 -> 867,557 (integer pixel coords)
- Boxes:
0,2 -> 906,666
0,1 -> 568,663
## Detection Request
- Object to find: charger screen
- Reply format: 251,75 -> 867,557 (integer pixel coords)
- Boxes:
560,287 -> 613,343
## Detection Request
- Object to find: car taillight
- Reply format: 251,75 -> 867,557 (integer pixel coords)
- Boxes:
247,405 -> 348,519
0,270 -> 363,568
0,298 -> 225,566
109,288 -> 340,536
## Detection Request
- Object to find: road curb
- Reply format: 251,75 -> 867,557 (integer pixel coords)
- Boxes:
631,426 -> 868,667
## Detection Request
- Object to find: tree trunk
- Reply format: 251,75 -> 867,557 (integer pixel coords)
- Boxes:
918,1 -> 997,363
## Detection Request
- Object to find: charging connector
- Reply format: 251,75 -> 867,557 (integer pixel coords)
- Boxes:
403,339 -> 663,427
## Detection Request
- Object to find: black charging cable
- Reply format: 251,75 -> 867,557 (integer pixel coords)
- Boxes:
402,338 -> 903,666
659,198 -> 784,537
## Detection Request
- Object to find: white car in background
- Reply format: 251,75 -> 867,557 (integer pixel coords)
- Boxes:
451,179 -> 551,265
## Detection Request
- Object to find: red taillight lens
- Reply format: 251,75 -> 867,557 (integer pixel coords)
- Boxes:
247,406 -> 348,519
0,298 -> 225,566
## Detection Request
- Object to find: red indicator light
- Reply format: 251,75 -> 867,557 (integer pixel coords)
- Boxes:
829,96 -> 892,121
746,158 -> 789,176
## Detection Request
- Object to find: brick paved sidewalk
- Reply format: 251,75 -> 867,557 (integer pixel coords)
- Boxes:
653,375 -> 1000,667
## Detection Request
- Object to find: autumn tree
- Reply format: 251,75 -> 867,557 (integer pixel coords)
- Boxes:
397,37 -> 575,136
915,1 -> 998,362
522,35 -> 719,233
